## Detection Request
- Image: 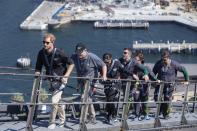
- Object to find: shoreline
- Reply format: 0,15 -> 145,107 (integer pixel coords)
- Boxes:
20,1 -> 197,31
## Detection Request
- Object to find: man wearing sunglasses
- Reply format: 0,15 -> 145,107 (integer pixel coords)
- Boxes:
35,33 -> 74,129
119,48 -> 149,119
153,51 -> 189,119
119,48 -> 149,94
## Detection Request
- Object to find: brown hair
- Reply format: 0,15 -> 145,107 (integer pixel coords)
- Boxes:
103,53 -> 112,60
161,51 -> 170,58
136,53 -> 145,64
44,33 -> 56,43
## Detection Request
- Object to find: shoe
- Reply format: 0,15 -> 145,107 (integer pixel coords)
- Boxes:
112,117 -> 118,123
59,122 -> 65,128
138,117 -> 142,121
91,117 -> 96,123
149,113 -> 155,117
144,115 -> 150,120
134,117 -> 138,121
48,123 -> 56,129
87,117 -> 96,124
85,119 -> 89,124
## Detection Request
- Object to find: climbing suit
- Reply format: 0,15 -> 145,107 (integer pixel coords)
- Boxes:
104,81 -> 120,118
133,64 -> 157,118
104,59 -> 122,119
154,83 -> 174,117
119,57 -> 149,115
133,82 -> 150,117
153,59 -> 189,118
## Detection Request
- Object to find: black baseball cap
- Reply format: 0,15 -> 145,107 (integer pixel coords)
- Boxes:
75,43 -> 86,54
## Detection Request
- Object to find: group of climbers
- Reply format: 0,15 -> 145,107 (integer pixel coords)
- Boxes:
35,33 -> 189,129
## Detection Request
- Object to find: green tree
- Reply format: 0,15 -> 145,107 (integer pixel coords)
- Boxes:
10,94 -> 24,102
39,88 -> 49,102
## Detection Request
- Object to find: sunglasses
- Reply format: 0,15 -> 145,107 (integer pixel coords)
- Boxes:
123,52 -> 128,54
43,41 -> 51,45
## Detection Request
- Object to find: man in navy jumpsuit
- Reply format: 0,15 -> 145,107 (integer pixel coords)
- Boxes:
102,53 -> 123,123
153,51 -> 189,119
119,48 -> 149,95
119,48 -> 149,118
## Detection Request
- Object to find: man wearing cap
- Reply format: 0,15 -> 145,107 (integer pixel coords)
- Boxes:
71,43 -> 107,123
153,51 -> 189,119
35,33 -> 74,129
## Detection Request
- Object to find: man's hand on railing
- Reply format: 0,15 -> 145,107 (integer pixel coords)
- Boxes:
182,81 -> 189,86
61,76 -> 68,84
143,75 -> 149,82
102,75 -> 107,81
133,74 -> 139,81
156,80 -> 161,83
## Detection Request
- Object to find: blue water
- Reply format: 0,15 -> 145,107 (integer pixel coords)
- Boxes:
0,0 -> 197,102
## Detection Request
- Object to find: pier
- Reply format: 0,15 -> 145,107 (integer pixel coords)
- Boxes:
132,41 -> 197,54
94,20 -> 149,28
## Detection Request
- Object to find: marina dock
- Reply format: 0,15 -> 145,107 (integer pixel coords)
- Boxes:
20,1 -> 197,30
132,41 -> 197,54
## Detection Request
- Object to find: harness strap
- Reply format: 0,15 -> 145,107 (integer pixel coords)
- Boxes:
107,59 -> 116,74
43,48 -> 57,75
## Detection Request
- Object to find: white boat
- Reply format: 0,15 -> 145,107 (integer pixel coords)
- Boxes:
17,58 -> 31,68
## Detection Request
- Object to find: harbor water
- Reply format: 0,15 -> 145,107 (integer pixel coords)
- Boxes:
0,0 -> 197,102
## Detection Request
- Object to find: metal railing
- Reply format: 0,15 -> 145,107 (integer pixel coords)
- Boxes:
0,68 -> 197,131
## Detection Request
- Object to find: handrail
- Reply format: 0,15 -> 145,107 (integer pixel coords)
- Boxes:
0,72 -> 196,84
0,93 -> 191,97
0,66 -> 77,74
0,71 -> 196,131
0,66 -> 35,71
